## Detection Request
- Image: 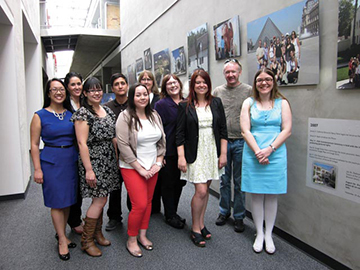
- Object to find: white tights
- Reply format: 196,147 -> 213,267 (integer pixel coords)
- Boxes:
251,194 -> 277,252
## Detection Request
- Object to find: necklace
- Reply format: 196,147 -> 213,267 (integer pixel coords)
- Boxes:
52,109 -> 67,120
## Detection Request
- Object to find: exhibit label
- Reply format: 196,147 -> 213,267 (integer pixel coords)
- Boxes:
306,118 -> 360,204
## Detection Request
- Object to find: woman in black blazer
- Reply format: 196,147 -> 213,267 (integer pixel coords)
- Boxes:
176,69 -> 227,247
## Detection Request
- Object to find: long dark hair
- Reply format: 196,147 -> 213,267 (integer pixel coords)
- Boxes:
81,77 -> 103,116
127,83 -> 155,131
64,71 -> 83,87
43,78 -> 72,111
160,74 -> 183,99
186,69 -> 212,109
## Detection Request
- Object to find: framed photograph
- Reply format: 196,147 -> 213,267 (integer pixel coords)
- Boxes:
213,15 -> 241,60
144,48 -> 152,70
337,1 -> 360,89
127,63 -> 136,86
187,23 -> 209,78
171,46 -> 186,75
135,58 -> 144,80
153,48 -> 171,86
247,0 -> 319,86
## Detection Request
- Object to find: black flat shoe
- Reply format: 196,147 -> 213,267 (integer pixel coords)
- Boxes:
200,226 -> 211,240
165,217 -> 185,229
59,252 -> 70,261
55,233 -> 77,248
176,214 -> 186,224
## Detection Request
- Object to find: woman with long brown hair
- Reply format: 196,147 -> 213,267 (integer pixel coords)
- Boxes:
240,68 -> 292,254
176,70 -> 227,247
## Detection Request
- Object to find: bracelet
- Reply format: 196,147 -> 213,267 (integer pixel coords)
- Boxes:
270,144 -> 276,152
155,162 -> 163,168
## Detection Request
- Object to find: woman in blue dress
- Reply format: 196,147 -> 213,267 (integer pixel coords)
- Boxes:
30,78 -> 78,261
240,68 -> 292,254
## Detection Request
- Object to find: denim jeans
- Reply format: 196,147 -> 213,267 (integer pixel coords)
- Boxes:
219,139 -> 246,220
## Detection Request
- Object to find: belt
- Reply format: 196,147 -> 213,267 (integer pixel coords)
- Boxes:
45,144 -> 73,148
228,138 -> 240,142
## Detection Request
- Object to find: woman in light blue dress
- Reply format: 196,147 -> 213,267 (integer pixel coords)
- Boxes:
240,68 -> 292,254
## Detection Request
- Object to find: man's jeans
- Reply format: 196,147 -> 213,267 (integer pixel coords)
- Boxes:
219,139 -> 246,220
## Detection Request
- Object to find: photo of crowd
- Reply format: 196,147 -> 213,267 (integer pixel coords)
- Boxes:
247,0 -> 319,86
337,0 -> 360,89
253,31 -> 300,85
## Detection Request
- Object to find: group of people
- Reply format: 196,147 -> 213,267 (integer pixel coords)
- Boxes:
256,31 -> 300,85
30,59 -> 292,260
348,55 -> 360,87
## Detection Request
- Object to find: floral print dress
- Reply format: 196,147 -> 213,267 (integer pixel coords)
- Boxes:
71,106 -> 120,198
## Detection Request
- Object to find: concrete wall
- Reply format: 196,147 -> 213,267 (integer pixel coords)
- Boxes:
120,0 -> 359,268
0,0 -> 42,197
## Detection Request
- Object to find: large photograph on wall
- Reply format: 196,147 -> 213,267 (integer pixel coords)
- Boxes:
127,63 -> 136,86
247,0 -> 319,86
337,0 -> 360,89
213,16 -> 241,60
187,23 -> 209,79
154,48 -> 171,87
135,58 -> 144,80
171,47 -> 186,75
144,48 -> 152,70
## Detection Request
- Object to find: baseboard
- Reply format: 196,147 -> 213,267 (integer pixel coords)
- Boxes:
209,188 -> 350,270
0,176 -> 31,201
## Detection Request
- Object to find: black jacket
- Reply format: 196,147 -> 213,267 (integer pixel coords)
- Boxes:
176,97 -> 228,164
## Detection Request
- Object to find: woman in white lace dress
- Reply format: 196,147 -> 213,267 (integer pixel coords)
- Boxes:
176,69 -> 227,247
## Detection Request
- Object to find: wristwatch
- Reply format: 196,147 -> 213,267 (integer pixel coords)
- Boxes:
155,162 -> 163,168
270,144 -> 277,152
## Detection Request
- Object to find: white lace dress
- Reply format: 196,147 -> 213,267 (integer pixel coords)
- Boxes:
180,106 -> 224,183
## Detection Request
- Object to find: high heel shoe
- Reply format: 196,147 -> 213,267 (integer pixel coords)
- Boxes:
55,233 -> 77,248
58,252 -> 70,261
200,226 -> 211,240
190,231 -> 206,247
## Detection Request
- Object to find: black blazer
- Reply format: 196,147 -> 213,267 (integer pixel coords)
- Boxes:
176,97 -> 228,164
150,93 -> 160,109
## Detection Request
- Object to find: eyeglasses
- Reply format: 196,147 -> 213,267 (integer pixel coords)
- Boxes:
141,78 -> 152,82
166,81 -> 178,86
50,88 -> 66,93
224,58 -> 242,68
87,89 -> 103,94
256,78 -> 273,83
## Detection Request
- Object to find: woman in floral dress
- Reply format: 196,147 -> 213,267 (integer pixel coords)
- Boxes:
71,77 -> 120,257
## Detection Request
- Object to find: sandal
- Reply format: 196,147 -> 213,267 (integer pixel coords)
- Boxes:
201,226 -> 211,240
190,231 -> 206,247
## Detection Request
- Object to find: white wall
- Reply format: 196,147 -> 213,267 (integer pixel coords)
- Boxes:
0,0 -> 42,196
120,0 -> 360,268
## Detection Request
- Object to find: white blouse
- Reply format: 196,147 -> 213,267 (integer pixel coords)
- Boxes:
120,119 -> 161,170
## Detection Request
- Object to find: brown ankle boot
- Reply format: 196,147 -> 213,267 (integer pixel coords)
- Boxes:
81,216 -> 102,257
94,212 -> 111,246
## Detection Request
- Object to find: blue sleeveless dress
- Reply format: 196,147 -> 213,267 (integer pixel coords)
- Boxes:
36,109 -> 78,208
241,98 -> 287,194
